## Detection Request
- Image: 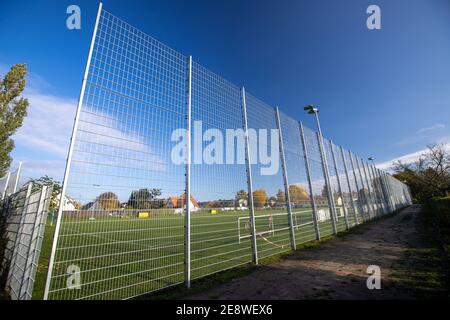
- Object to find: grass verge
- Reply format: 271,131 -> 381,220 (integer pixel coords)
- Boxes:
390,204 -> 449,299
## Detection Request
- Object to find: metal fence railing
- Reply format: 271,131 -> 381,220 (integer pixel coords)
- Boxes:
41,3 -> 412,300
1,182 -> 52,300
0,163 -> 22,201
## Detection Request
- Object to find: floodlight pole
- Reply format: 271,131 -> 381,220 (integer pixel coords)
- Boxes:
43,2 -> 103,300
185,55 -> 192,288
299,122 -> 321,240
241,87 -> 258,264
275,107 -> 296,250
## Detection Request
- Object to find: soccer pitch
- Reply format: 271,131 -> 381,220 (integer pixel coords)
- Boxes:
41,207 -> 353,300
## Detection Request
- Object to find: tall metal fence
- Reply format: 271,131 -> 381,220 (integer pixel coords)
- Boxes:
0,162 -> 22,201
42,3 -> 412,300
0,182 -> 52,300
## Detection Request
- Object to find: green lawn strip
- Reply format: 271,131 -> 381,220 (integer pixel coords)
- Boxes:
32,217 -> 56,300
390,204 -> 449,299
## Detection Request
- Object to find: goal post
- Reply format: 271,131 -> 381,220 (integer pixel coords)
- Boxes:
237,210 -> 314,244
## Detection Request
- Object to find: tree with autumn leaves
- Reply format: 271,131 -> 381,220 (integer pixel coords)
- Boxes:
252,189 -> 268,208
252,185 -> 310,208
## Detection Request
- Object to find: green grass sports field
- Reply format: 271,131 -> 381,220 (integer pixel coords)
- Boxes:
34,206 -> 355,300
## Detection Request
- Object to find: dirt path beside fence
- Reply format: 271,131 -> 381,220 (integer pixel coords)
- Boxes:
187,205 -> 424,300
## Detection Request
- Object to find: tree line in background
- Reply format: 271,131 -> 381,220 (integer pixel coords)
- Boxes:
393,143 -> 450,202
55,183 -> 371,212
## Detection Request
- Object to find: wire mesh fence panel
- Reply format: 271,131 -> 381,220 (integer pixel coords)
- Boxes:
245,93 -> 292,259
0,174 -> 8,200
323,139 -> 346,232
388,175 -> 398,209
279,112 -> 316,244
362,160 -> 379,217
6,184 -> 52,300
7,188 -> 41,300
349,152 -> 370,221
24,186 -> 52,300
5,167 -> 20,197
330,143 -> 357,227
360,158 -> 377,219
371,165 -> 387,215
385,173 -> 396,210
1,185 -> 30,281
190,62 -> 253,279
404,183 -> 412,205
340,148 -> 363,224
389,175 -> 408,209
46,8 -> 187,300
302,126 -> 333,236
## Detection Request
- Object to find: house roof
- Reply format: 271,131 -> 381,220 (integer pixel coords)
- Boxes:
167,194 -> 199,208
81,200 -> 103,211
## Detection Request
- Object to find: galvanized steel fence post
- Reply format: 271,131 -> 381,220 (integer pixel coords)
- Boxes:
184,55 -> 192,288
299,122 -> 321,240
13,162 -> 22,194
241,87 -> 258,264
275,107 -> 296,250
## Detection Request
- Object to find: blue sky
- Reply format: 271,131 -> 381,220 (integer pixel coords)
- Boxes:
1,0 -> 450,185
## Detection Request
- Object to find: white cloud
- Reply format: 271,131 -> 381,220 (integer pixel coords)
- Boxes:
13,91 -> 76,157
8,69 -> 166,183
395,123 -> 448,147
418,123 -> 445,134
377,143 -> 450,172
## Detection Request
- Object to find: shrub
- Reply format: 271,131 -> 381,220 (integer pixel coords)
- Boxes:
430,196 -> 450,228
